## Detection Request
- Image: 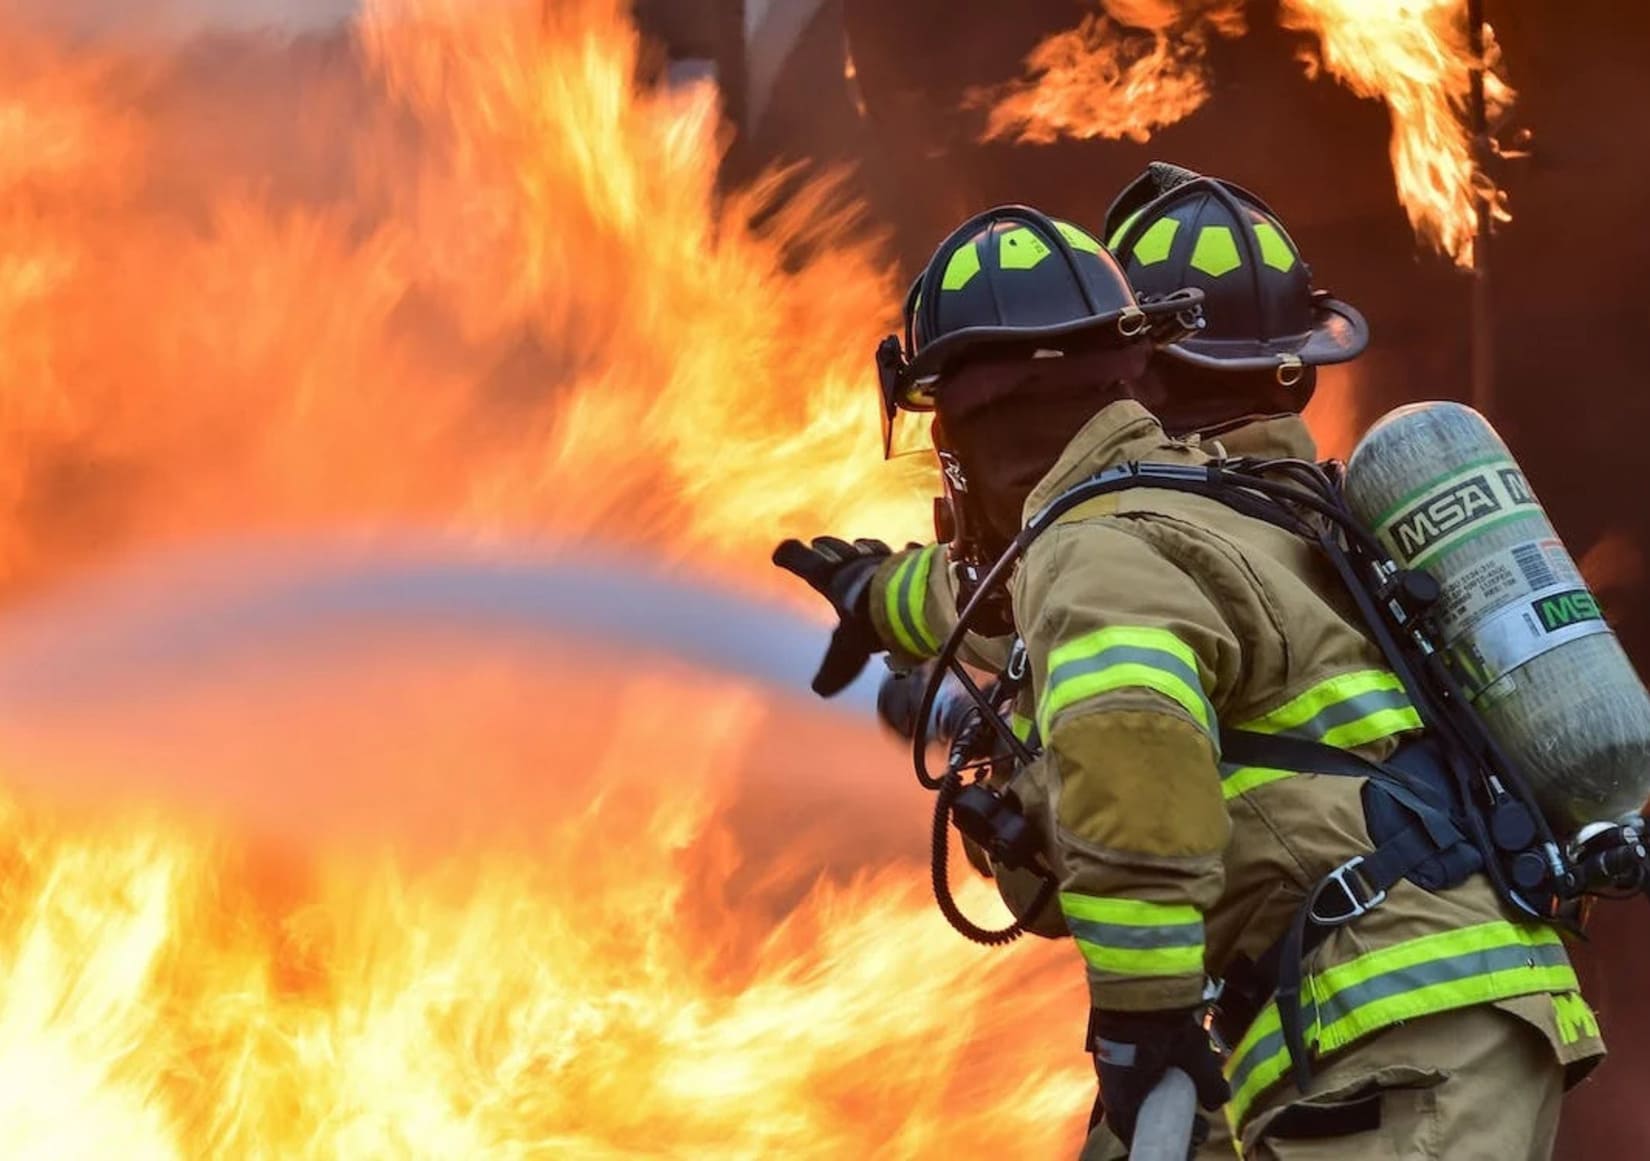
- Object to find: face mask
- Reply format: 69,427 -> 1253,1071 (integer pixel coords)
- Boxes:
933,342 -> 1151,552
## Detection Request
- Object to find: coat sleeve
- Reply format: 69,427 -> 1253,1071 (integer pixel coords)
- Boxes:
1015,517 -> 1241,1012
869,543 -> 1013,672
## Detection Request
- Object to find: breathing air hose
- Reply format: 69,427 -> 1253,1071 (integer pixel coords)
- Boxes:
930,773 -> 1056,945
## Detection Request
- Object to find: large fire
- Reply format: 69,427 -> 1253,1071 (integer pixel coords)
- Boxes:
0,0 -> 1104,1155
969,0 -> 1247,146
976,0 -> 1514,267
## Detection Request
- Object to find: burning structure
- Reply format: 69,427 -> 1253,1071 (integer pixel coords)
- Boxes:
0,0 -> 1647,1155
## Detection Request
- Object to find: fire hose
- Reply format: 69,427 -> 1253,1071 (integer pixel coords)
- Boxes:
1128,1068 -> 1198,1161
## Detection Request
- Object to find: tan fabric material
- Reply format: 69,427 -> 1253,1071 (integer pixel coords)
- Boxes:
870,399 -> 1602,1133
1054,711 -> 1228,857
1239,1004 -> 1564,1160
1004,399 -> 1601,1092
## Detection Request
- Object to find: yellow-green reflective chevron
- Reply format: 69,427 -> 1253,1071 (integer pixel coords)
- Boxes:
1107,208 -> 1144,251
999,226 -> 1052,270
941,243 -> 982,291
1190,226 -> 1241,277
1132,217 -> 1180,265
1056,220 -> 1103,254
1253,221 -> 1297,272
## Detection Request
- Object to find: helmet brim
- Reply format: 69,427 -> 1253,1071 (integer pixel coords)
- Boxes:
1162,294 -> 1369,373
899,292 -> 1203,410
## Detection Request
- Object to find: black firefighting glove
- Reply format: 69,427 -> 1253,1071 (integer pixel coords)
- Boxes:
772,536 -> 892,697
1088,1007 -> 1230,1152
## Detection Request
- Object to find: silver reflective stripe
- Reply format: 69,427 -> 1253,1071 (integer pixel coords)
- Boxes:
1288,685 -> 1414,743
1227,939 -> 1573,1099
1316,939 -> 1571,1028
1066,917 -> 1205,952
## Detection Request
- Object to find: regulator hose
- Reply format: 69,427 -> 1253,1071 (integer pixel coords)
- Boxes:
930,772 -> 1057,945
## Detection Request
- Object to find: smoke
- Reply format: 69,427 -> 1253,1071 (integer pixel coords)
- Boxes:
1,0 -> 355,41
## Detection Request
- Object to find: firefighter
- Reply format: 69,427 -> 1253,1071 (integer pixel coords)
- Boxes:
775,168 -> 1604,1159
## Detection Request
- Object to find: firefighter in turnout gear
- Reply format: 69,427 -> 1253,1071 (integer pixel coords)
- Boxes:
775,177 -> 1603,1159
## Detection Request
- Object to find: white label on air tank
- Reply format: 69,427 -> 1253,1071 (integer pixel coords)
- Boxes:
1373,457 -> 1544,569
1434,537 -> 1585,642
1448,580 -> 1613,698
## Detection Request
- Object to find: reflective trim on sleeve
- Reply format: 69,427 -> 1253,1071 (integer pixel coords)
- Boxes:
1218,764 -> 1297,800
1225,921 -> 1575,1128
1239,669 -> 1421,749
1010,712 -> 1036,744
1220,669 -> 1423,799
1060,893 -> 1206,978
1037,626 -> 1215,743
883,545 -> 942,658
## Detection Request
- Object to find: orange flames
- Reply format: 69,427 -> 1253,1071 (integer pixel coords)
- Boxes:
971,0 -> 1246,145
977,0 -> 1514,266
1282,0 -> 1514,267
0,0 -> 1100,1155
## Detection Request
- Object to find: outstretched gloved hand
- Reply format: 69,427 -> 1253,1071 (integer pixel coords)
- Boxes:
1088,1007 -> 1230,1152
772,536 -> 892,696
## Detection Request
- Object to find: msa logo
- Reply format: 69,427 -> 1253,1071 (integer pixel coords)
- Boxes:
1499,467 -> 1534,506
1390,474 -> 1502,561
1534,589 -> 1602,633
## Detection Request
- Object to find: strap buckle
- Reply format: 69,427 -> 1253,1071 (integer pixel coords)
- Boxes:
1310,856 -> 1388,926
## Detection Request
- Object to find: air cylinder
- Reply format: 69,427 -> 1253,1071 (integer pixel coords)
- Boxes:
1344,401 -> 1650,833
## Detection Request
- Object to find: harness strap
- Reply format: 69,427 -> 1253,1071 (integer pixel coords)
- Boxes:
1216,730 -> 1472,1089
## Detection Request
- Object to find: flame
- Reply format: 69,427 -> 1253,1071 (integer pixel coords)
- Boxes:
0,0 -> 1102,1154
971,0 -> 1246,145
1282,0 -> 1514,267
975,0 -> 1514,267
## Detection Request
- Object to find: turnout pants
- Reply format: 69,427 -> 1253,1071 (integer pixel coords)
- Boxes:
1238,1002 -> 1563,1160
1080,1002 -> 1565,1160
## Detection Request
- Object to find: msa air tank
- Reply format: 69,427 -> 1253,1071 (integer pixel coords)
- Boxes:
1344,401 -> 1650,834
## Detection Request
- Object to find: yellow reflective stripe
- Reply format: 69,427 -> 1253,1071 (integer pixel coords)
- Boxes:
905,544 -> 941,654
882,546 -> 941,658
1039,626 -> 1212,739
1319,919 -> 1561,993
1225,921 -> 1573,1127
1319,705 -> 1423,750
1239,669 -> 1419,751
1059,893 -> 1200,927
1076,940 -> 1205,977
1048,625 -> 1199,676
882,554 -> 922,656
1240,670 -> 1405,734
1061,893 -> 1205,979
1220,765 -> 1296,800
1010,712 -> 1034,742
1221,670 -> 1421,798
